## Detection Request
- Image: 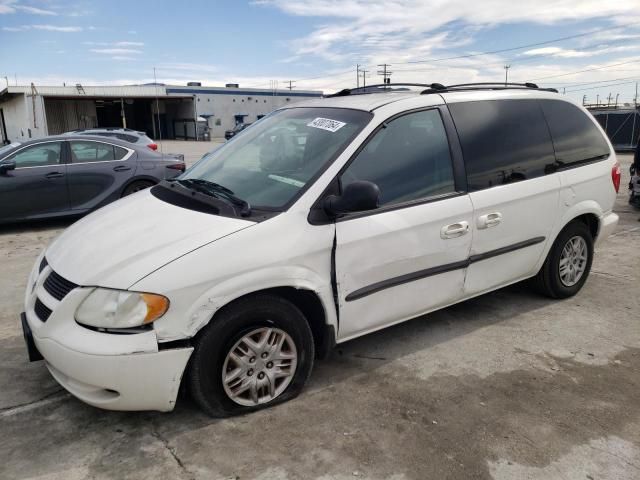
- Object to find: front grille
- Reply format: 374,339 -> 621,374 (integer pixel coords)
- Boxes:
34,298 -> 52,322
43,270 -> 78,301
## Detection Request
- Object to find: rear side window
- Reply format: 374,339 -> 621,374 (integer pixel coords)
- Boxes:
113,145 -> 129,160
70,141 -> 123,162
539,100 -> 610,166
340,109 -> 455,206
449,99 -> 556,191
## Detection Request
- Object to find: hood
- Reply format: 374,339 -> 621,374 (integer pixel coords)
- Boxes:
45,189 -> 255,288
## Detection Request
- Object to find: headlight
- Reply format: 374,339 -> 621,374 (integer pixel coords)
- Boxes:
75,288 -> 169,329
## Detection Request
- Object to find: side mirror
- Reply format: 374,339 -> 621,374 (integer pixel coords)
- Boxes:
324,180 -> 380,215
0,161 -> 16,174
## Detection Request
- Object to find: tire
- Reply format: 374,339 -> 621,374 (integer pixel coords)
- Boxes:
121,180 -> 155,197
188,294 -> 315,417
533,220 -> 594,299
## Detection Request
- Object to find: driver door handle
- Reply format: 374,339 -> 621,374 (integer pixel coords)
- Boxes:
45,172 -> 64,179
477,212 -> 503,229
113,165 -> 132,172
441,221 -> 469,239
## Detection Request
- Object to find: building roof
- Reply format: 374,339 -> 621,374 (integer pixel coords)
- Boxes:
0,84 -> 323,99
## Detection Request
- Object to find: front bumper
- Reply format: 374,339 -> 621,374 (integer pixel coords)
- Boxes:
34,334 -> 192,412
23,259 -> 193,412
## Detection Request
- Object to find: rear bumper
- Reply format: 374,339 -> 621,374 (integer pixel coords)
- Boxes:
595,211 -> 619,247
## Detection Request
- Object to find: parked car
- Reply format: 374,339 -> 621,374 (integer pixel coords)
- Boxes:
64,128 -> 159,150
0,135 -> 185,224
224,122 -> 251,140
21,84 -> 619,416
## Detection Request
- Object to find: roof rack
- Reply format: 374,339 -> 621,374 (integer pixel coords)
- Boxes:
326,83 -> 445,97
327,82 -> 558,97
420,82 -> 559,94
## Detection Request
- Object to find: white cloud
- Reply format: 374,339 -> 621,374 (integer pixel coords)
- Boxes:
32,24 -> 82,32
2,24 -> 82,32
111,56 -> 135,61
0,0 -> 17,14
16,5 -> 57,15
257,0 -> 640,65
0,1 -> 57,15
89,48 -> 143,55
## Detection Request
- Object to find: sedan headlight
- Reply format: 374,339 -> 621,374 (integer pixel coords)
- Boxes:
75,288 -> 169,329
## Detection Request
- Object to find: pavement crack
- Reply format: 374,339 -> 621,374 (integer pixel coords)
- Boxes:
0,389 -> 67,417
150,427 -> 195,480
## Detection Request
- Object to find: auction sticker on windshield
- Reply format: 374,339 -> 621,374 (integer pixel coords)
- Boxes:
307,117 -> 346,133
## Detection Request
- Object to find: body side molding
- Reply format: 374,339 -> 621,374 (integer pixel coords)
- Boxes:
344,236 -> 546,302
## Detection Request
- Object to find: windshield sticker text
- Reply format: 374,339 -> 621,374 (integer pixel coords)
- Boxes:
307,117 -> 346,133
268,174 -> 306,188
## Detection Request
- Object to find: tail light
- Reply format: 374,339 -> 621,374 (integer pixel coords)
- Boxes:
147,143 -> 158,151
167,162 -> 186,172
611,162 -> 621,193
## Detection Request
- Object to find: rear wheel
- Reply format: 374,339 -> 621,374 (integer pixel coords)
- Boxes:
188,295 -> 315,417
122,180 -> 154,197
533,221 -> 594,298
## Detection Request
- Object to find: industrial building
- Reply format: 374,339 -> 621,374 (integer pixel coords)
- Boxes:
0,83 -> 323,143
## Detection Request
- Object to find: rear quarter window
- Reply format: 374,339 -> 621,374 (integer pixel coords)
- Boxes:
539,99 -> 610,166
449,99 -> 556,191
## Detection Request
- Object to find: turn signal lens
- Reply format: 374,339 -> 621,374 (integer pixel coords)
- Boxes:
142,293 -> 170,323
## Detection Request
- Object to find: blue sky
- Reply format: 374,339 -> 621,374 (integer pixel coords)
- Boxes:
1,0 -> 640,103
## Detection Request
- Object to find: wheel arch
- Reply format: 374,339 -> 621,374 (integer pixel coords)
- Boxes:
120,175 -> 158,196
189,284 -> 337,360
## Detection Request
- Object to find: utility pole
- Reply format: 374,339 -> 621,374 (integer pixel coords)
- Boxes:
582,95 -> 587,106
286,80 -> 295,91
356,64 -> 360,88
635,82 -> 638,107
504,65 -> 511,86
596,94 -> 600,106
360,69 -> 369,89
607,93 -> 612,106
377,64 -> 392,87
615,93 -> 619,107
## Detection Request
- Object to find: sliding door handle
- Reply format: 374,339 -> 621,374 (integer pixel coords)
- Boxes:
477,212 -> 502,229
441,221 -> 469,239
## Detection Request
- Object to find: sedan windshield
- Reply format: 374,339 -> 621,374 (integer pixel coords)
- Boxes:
0,142 -> 21,156
182,108 -> 372,210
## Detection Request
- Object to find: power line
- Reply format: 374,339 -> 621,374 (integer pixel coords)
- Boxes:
528,58 -> 640,81
390,21 -> 639,66
564,79 -> 640,93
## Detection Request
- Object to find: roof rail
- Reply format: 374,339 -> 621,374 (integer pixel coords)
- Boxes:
327,82 -> 558,97
326,83 -> 445,97
420,82 -> 559,94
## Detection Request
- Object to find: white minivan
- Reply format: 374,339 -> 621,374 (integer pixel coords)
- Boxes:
22,83 -> 621,416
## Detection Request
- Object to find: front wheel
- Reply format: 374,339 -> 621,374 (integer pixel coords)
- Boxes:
188,295 -> 315,417
533,221 -> 594,299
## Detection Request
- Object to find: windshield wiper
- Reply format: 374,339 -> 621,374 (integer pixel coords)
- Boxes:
175,179 -> 251,217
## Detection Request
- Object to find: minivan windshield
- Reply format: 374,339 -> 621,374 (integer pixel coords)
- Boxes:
181,108 -> 372,210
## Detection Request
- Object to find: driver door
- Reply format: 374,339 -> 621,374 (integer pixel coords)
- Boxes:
333,108 -> 473,340
0,141 -> 69,221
